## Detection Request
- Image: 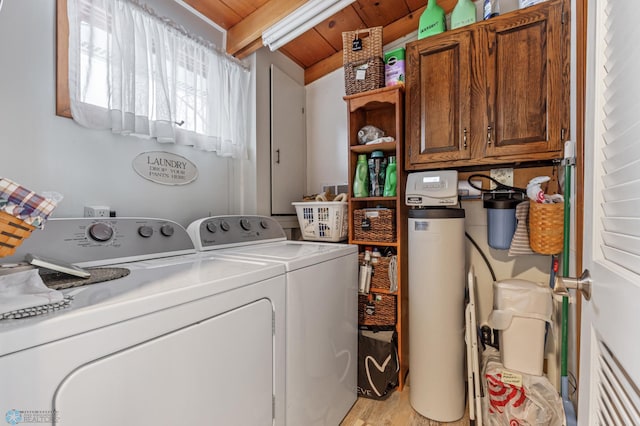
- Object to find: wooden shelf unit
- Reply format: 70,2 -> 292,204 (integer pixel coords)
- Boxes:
344,85 -> 408,391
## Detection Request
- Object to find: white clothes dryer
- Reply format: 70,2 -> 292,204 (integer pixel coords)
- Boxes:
0,217 -> 286,426
187,215 -> 358,426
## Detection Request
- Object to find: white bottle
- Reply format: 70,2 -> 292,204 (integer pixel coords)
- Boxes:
483,0 -> 500,19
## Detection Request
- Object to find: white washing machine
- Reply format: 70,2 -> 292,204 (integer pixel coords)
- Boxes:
0,217 -> 286,426
187,215 -> 358,426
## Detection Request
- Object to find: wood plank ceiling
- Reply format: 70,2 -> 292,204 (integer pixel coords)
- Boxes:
184,0 -> 458,85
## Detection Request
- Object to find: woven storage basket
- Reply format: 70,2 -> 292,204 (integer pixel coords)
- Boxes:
354,209 -> 396,242
358,293 -> 396,326
529,200 -> 564,254
342,27 -> 384,95
358,253 -> 392,291
343,26 -> 383,64
0,210 -> 36,257
344,57 -> 385,95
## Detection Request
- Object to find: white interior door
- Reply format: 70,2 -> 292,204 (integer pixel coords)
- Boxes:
579,1 -> 640,423
270,65 -> 306,215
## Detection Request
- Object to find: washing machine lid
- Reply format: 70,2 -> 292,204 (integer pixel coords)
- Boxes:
219,241 -> 358,271
0,253 -> 285,356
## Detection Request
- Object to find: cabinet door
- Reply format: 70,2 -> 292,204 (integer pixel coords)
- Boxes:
406,31 -> 472,168
484,0 -> 565,158
271,65 -> 306,215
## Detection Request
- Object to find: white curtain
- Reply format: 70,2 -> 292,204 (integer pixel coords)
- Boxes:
67,0 -> 250,158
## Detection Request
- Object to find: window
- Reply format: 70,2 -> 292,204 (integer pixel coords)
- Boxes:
59,0 -> 250,157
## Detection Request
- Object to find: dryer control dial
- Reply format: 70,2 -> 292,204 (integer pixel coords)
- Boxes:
138,225 -> 154,238
88,222 -> 114,242
205,222 -> 217,234
220,220 -> 230,232
240,218 -> 252,231
260,219 -> 270,229
160,224 -> 174,237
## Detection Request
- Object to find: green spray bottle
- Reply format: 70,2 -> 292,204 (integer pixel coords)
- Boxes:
418,0 -> 446,39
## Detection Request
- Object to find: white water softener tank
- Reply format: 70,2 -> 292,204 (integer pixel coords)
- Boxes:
406,171 -> 466,422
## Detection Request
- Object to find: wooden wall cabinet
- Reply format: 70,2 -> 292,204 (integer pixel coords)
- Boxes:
344,86 -> 408,391
405,0 -> 570,170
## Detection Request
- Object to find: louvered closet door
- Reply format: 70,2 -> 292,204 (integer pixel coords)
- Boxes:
579,0 -> 640,423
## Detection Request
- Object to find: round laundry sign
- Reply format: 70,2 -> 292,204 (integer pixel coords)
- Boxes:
132,151 -> 198,186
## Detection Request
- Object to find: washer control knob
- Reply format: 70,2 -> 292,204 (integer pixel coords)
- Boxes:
220,220 -> 230,232
260,219 -> 270,229
138,225 -> 154,238
160,224 -> 174,237
240,218 -> 252,231
88,223 -> 114,242
205,222 -> 217,234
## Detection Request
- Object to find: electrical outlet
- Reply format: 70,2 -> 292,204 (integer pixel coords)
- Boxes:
490,168 -> 514,189
84,206 -> 110,217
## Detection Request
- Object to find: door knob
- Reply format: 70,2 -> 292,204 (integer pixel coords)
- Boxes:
553,270 -> 592,301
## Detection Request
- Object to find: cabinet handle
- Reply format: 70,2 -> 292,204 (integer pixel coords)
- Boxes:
463,128 -> 468,149
487,126 -> 492,145
276,149 -> 280,164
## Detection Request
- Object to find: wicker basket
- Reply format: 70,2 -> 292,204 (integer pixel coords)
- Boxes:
0,211 -> 36,257
342,26 -> 383,64
358,293 -> 396,326
529,200 -> 564,254
342,27 -> 384,95
359,253 -> 393,291
353,209 -> 396,242
344,56 -> 385,95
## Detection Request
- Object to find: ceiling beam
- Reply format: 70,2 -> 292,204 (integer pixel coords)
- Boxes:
304,0 -> 458,85
227,0 -> 307,57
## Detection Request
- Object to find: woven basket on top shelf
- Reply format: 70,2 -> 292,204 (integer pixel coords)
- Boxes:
0,210 -> 36,257
342,26 -> 384,95
528,200 -> 564,255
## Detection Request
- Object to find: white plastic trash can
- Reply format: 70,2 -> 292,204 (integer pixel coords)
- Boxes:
488,279 -> 552,376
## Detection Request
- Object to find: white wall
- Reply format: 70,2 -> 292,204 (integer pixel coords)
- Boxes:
0,0 -> 242,228
305,70 -> 349,194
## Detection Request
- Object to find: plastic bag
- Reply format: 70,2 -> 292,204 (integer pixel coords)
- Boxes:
482,348 -> 566,425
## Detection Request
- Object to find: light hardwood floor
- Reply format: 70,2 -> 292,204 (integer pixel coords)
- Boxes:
341,379 -> 470,426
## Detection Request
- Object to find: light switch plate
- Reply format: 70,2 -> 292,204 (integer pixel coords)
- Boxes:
490,168 -> 514,189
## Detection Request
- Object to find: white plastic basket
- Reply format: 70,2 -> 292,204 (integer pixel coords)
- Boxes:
292,201 -> 348,242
